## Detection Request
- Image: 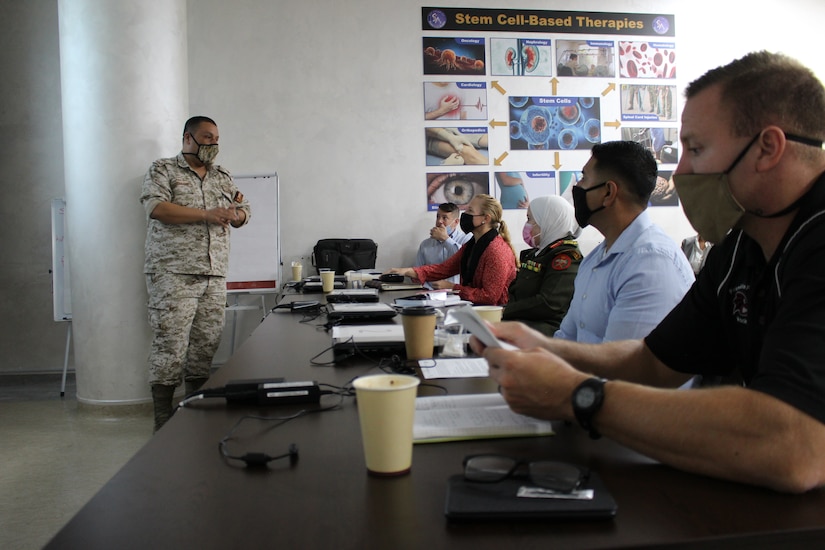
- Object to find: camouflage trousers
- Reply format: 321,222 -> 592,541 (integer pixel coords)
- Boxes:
145,273 -> 226,386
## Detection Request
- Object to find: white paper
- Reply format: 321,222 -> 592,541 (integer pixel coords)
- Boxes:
413,393 -> 554,443
419,357 -> 489,379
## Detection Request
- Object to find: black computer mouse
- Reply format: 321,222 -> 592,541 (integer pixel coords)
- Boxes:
379,273 -> 405,283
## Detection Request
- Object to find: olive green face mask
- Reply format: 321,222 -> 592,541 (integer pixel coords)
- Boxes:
673,132 -> 823,243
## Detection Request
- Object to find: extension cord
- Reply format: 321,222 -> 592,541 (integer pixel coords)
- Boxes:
225,378 -> 321,406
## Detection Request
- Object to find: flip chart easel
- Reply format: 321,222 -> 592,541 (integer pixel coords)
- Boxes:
51,199 -> 72,396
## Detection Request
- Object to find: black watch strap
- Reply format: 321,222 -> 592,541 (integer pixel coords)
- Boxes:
572,377 -> 607,439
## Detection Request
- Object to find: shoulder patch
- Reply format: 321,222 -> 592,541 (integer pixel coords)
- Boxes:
551,254 -> 572,271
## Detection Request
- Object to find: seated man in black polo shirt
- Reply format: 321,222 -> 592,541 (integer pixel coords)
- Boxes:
471,51 -> 825,493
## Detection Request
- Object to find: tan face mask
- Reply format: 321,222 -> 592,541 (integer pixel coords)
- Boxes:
672,171 -> 745,244
674,131 -> 822,243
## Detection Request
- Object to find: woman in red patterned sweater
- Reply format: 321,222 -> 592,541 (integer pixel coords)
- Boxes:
389,194 -> 517,305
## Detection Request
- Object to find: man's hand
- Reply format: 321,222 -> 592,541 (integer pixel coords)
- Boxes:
430,226 -> 449,242
469,321 -> 549,356
484,345 -> 586,421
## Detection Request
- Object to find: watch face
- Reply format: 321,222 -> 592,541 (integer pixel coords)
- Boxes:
576,387 -> 596,408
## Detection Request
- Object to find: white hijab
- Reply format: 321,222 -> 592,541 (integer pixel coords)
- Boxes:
529,195 -> 580,253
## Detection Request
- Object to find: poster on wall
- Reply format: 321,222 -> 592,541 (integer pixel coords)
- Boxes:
421,6 -> 678,210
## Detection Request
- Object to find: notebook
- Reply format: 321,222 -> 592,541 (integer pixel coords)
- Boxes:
445,472 -> 617,522
326,302 -> 398,323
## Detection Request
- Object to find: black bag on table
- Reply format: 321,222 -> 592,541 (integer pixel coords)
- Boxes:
312,239 -> 377,275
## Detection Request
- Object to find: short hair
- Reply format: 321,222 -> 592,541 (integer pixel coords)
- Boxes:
686,51 -> 825,144
590,140 -> 658,205
183,116 -> 217,137
437,202 -> 459,215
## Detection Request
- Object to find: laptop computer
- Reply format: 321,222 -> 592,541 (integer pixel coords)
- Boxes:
330,324 -> 406,358
444,472 -> 617,522
302,274 -> 347,291
326,302 -> 398,324
325,288 -> 380,303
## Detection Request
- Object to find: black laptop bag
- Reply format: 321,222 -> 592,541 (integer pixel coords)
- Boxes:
312,239 -> 377,275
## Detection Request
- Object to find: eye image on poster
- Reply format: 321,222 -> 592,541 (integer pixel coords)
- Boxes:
425,127 -> 489,166
423,37 -> 486,75
621,127 -> 679,164
619,41 -> 676,78
494,171 -> 557,210
555,40 -> 615,77
509,96 -> 601,150
650,170 -> 679,207
620,84 -> 676,121
490,38 -> 552,76
426,172 -> 490,210
424,81 -> 488,121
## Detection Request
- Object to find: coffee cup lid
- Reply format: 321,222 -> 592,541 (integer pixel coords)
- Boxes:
400,305 -> 436,316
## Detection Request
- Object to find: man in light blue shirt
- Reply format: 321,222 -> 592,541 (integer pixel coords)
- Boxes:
556,141 -> 694,343
415,202 -> 472,285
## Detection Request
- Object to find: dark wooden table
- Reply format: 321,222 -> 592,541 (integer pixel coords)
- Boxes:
46,293 -> 825,549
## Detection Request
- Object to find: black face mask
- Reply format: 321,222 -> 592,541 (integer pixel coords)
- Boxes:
460,212 -> 478,233
572,181 -> 607,228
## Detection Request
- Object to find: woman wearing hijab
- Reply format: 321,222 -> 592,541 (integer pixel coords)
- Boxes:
502,195 -> 583,335
388,194 -> 517,305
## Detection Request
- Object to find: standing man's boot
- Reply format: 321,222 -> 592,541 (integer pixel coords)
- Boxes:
151,384 -> 176,433
185,377 -> 209,395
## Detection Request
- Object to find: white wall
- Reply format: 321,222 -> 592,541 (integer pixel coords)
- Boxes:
4,0 -> 825,374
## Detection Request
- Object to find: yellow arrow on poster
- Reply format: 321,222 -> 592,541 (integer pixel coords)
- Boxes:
602,83 -> 616,96
604,120 -> 621,129
489,119 -> 507,128
491,81 -> 507,95
494,151 -> 509,166
549,78 -> 559,95
553,152 -> 561,170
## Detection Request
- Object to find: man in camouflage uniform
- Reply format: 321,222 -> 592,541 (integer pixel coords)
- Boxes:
140,116 -> 250,432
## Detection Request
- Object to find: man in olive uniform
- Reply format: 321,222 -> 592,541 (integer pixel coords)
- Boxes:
141,116 -> 250,432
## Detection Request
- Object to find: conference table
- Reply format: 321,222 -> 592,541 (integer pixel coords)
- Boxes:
46,290 -> 825,549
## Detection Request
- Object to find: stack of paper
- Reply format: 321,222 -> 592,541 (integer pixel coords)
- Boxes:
413,393 -> 555,444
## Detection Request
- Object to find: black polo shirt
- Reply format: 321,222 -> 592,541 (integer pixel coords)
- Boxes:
646,173 -> 825,424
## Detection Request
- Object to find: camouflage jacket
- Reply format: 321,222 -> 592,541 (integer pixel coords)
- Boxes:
141,153 -> 251,276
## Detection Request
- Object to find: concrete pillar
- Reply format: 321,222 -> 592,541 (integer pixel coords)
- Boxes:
57,0 -> 188,406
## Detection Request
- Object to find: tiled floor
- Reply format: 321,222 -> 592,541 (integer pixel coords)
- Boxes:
0,373 -> 153,550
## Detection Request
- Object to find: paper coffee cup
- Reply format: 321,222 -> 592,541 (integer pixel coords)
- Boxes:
472,305 -> 503,323
400,306 -> 436,360
320,269 -> 335,292
353,374 -> 420,476
291,261 -> 303,281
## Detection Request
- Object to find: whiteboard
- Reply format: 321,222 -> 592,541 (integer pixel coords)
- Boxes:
227,173 -> 281,289
51,198 -> 72,321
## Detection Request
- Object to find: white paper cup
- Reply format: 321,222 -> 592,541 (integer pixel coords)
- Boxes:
472,305 -> 503,323
353,374 -> 420,476
291,261 -> 303,281
320,269 -> 335,292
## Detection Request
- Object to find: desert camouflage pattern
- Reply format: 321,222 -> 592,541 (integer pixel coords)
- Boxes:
145,273 -> 226,386
140,153 -> 250,277
140,153 -> 250,385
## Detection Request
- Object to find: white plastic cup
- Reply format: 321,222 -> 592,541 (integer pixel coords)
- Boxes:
353,374 -> 421,476
320,269 -> 335,292
291,261 -> 303,281
472,305 -> 503,323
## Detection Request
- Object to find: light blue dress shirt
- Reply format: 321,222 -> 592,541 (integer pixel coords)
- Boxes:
415,226 -> 472,285
554,211 -> 694,343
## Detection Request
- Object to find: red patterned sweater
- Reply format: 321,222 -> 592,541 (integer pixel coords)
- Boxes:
413,235 -> 517,305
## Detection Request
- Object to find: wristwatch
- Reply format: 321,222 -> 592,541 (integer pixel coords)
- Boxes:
572,377 -> 607,439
